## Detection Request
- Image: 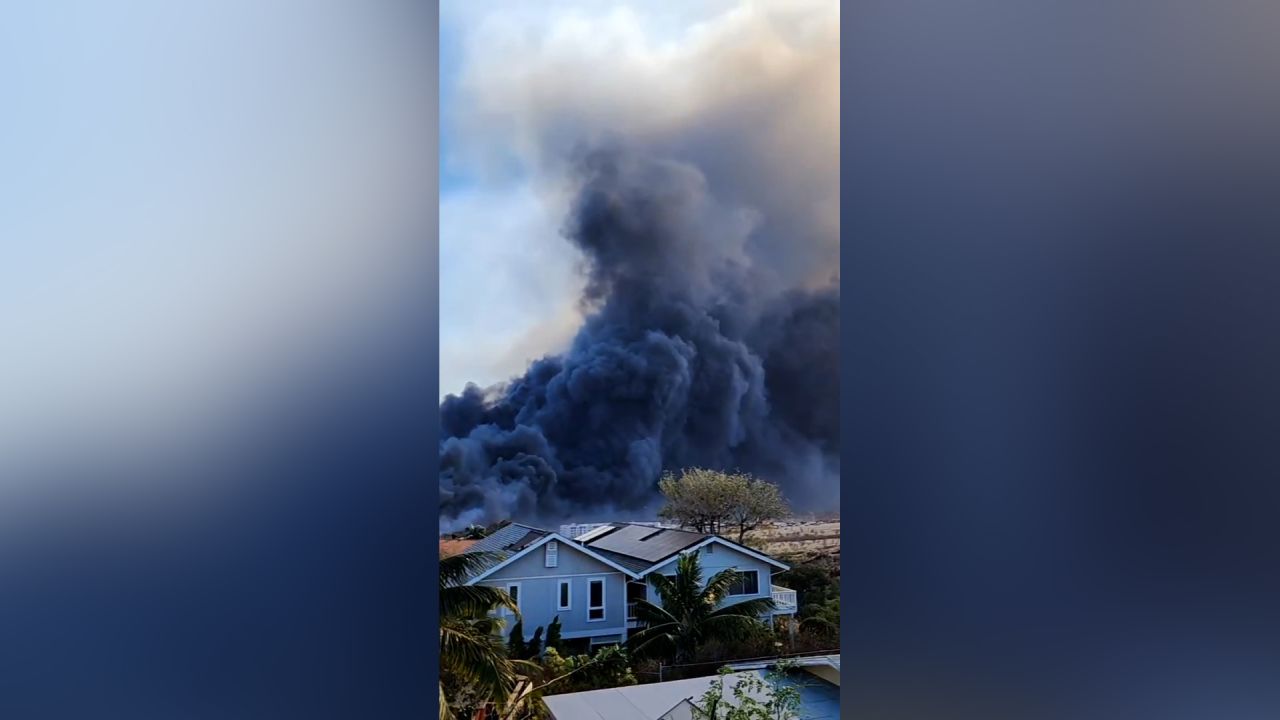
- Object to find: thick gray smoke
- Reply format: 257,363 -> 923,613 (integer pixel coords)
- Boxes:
439,145 -> 838,529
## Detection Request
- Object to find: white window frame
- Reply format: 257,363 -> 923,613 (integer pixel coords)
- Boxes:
726,570 -> 760,597
586,577 -> 606,622
557,579 -> 572,611
545,541 -> 559,568
503,582 -> 522,616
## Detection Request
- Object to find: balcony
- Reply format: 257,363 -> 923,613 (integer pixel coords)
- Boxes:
771,585 -> 798,613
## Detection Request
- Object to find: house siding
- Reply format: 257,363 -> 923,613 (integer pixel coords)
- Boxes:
644,542 -> 777,614
478,540 -> 628,640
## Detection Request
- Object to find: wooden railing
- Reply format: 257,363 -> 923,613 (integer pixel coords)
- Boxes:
771,585 -> 797,609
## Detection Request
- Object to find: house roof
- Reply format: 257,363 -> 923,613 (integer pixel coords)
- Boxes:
577,524 -> 791,577
587,548 -> 655,575
455,523 -> 549,580
541,664 -> 841,720
585,524 -> 708,563
438,538 -> 477,557
459,523 -> 642,583
543,672 -> 747,720
577,523 -> 709,575
455,521 -> 789,582
467,523 -> 549,554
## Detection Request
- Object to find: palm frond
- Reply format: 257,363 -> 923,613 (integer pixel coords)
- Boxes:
701,568 -> 742,602
629,599 -> 677,627
440,551 -> 503,588
709,596 -> 777,619
646,571 -> 678,603
627,622 -> 679,661
439,619 -> 516,702
799,616 -> 838,632
441,584 -> 518,618
701,612 -> 769,640
438,682 -> 452,720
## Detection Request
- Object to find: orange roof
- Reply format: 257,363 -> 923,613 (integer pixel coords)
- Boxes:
439,538 -> 477,557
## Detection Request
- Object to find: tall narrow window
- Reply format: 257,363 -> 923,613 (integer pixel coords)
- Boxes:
558,579 -> 571,611
587,578 -> 605,621
504,583 -> 521,616
545,541 -> 558,568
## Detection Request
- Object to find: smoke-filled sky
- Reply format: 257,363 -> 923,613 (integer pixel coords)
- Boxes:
440,0 -> 839,395
439,0 -> 839,528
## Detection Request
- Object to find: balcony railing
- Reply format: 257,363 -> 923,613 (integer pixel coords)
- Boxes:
627,602 -> 639,620
771,585 -> 797,611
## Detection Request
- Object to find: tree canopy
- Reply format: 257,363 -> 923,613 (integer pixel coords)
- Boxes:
658,468 -> 790,542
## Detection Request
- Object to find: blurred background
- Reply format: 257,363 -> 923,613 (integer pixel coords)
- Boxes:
846,1 -> 1280,717
2,0 -> 1278,717
0,2 -> 438,717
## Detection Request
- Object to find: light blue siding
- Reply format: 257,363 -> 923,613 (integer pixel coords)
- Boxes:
470,535 -> 787,641
478,539 -> 628,640
644,542 -> 778,614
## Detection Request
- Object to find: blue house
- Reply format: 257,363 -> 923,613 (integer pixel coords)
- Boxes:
460,522 -> 798,647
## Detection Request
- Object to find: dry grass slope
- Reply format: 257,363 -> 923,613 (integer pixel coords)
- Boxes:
752,520 -> 840,559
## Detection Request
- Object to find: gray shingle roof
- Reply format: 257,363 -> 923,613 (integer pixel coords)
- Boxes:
455,521 -> 784,582
459,523 -> 549,580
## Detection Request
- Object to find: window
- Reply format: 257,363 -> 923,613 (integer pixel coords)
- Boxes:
726,570 -> 760,597
545,541 -> 558,568
504,583 -> 521,615
587,578 -> 605,621
626,581 -> 646,619
558,579 -> 572,611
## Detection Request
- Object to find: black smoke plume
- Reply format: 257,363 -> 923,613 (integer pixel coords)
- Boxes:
439,147 -> 838,529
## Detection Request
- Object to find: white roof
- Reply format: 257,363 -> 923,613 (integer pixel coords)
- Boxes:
542,672 -> 756,720
726,653 -> 840,672
543,661 -> 842,720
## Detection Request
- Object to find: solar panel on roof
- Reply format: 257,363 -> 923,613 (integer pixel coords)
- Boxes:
587,525 -> 706,563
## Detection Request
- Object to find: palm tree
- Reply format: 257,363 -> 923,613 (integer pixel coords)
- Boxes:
439,551 -> 520,720
628,552 -> 776,664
